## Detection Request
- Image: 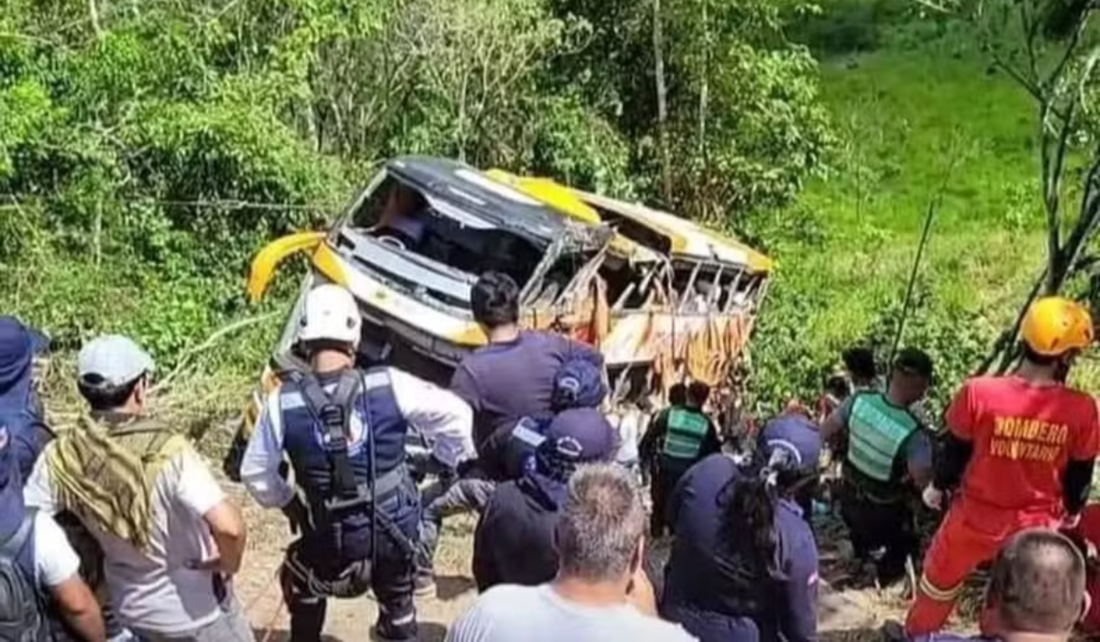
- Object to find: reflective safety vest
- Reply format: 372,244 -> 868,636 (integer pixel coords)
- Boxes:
280,368 -> 412,561
662,408 -> 710,461
846,393 -> 918,483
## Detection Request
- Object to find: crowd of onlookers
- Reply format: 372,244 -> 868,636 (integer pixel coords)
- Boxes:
2,278 -> 1100,642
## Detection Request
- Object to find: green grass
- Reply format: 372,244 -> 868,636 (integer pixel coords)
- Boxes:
750,9 -> 1053,410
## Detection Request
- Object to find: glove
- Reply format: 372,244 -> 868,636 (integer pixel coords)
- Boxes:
282,495 -> 311,535
922,484 -> 945,511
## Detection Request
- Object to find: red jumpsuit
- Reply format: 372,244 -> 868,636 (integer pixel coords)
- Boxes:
905,375 -> 1100,635
1066,504 -> 1100,635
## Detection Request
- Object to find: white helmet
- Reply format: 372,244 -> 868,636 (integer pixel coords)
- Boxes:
298,284 -> 362,347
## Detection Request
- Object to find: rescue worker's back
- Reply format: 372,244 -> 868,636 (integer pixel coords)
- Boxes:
908,296 -> 1100,635
947,375 -> 1098,514
242,284 -> 475,642
661,417 -> 820,642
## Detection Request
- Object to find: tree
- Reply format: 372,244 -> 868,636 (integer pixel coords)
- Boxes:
545,0 -> 833,217
916,0 -> 1100,372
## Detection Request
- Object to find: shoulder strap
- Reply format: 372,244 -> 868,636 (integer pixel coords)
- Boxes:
0,510 -> 35,559
300,370 -> 364,500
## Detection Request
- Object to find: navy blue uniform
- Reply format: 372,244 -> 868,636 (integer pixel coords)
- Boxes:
471,408 -> 617,593
450,331 -> 603,481
472,474 -> 564,591
662,454 -> 819,642
640,405 -> 722,537
0,318 -> 51,481
270,369 -> 420,642
757,414 -> 822,521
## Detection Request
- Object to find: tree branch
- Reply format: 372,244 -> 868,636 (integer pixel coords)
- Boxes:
991,55 -> 1045,103
1051,147 -> 1100,293
151,313 -> 279,394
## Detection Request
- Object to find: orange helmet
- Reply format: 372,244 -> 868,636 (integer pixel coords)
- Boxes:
1021,296 -> 1094,356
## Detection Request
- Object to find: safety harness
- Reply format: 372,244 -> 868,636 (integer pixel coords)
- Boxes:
296,370 -> 414,564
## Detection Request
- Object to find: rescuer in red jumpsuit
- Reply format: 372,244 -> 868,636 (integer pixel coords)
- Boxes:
905,296 -> 1100,635
1063,504 -> 1100,636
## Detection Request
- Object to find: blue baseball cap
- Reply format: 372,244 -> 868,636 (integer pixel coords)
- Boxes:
541,408 -> 617,464
551,359 -> 606,411
758,414 -> 822,471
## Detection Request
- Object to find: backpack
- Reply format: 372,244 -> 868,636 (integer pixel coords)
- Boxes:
46,415 -> 190,551
0,511 -> 48,642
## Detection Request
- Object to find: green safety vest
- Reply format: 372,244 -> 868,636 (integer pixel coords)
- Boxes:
662,408 -> 709,460
846,393 -> 918,483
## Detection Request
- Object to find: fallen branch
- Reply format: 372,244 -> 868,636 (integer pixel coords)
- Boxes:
152,312 -> 279,394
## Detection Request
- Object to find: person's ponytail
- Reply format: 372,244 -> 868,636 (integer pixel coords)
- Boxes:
721,470 -> 779,577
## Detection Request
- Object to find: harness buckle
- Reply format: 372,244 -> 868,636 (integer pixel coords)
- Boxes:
318,403 -> 346,435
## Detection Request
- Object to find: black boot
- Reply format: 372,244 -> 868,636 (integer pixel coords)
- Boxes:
288,598 -> 327,642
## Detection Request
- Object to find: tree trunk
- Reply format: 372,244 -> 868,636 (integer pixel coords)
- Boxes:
698,0 -> 708,158
653,0 -> 671,204
695,0 -> 712,219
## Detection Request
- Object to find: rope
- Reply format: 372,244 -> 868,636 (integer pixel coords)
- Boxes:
259,603 -> 287,642
242,570 -> 282,620
240,569 -> 286,641
0,194 -> 333,213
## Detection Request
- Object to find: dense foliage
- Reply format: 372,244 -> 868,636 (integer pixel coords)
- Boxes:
8,0 -> 1088,424
1,0 -> 831,386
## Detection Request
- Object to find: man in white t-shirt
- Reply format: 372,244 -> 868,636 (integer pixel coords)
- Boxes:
0,421 -> 106,641
24,335 -> 249,641
447,463 -> 696,642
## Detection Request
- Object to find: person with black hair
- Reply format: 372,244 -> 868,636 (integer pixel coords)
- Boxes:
417,271 -> 605,594
816,370 -> 852,425
452,271 -> 604,479
758,413 -> 822,522
907,297 -> 1100,635
660,418 -> 821,642
842,346 -> 880,392
821,347 -> 935,587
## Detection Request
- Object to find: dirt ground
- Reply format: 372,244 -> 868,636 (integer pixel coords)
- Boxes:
206,432 -> 975,642
223,473 -> 478,642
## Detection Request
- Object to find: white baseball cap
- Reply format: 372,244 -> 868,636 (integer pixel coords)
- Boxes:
298,284 -> 362,347
78,335 -> 155,391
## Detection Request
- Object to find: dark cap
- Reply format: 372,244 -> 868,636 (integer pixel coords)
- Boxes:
541,408 -> 617,464
893,347 -> 934,380
552,359 -> 606,411
0,318 -> 46,391
758,414 -> 822,471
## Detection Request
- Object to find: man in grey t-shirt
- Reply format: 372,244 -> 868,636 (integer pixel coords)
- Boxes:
446,464 -> 695,642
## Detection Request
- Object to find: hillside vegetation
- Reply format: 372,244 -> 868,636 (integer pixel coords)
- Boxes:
749,2 -> 1052,415
1,0 -> 1080,425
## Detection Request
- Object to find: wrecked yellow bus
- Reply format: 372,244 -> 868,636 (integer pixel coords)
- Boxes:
229,156 -> 770,474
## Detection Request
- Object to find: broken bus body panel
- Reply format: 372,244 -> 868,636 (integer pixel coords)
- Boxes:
234,157 -> 612,450
230,157 -> 771,480
480,175 -> 772,403
571,189 -> 771,400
